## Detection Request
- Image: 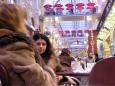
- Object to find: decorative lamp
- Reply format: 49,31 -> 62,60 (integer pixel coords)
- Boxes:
65,3 -> 74,10
87,6 -> 94,9
65,30 -> 70,37
71,30 -> 76,37
77,6 -> 84,10
56,7 -> 64,14
77,30 -> 83,36
45,7 -> 52,12
87,2 -> 95,9
71,30 -> 76,33
76,3 -> 84,10
55,4 -> 63,7
59,31 -> 64,35
65,30 -> 70,33
65,3 -> 74,7
66,7 -> 73,10
84,30 -> 89,33
44,4 -> 52,8
87,2 -> 95,6
56,7 -> 64,11
76,3 -> 84,7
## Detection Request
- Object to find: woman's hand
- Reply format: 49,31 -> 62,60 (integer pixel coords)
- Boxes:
65,76 -> 76,85
56,75 -> 63,82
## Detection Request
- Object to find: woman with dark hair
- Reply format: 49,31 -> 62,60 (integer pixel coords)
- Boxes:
33,33 -> 60,71
0,3 -> 57,86
33,33 -> 80,85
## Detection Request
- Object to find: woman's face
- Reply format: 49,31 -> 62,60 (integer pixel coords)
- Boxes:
36,39 -> 47,54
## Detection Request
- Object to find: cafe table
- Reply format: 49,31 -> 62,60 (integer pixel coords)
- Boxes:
56,67 -> 90,86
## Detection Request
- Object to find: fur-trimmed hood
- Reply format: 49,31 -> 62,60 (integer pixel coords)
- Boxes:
0,29 -> 45,67
0,29 -> 33,48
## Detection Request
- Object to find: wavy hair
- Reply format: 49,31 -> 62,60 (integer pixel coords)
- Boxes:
33,33 -> 54,61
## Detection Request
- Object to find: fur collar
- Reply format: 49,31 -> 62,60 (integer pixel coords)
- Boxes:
0,29 -> 33,48
0,29 -> 13,37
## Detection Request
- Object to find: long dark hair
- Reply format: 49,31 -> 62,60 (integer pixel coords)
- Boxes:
33,33 -> 53,62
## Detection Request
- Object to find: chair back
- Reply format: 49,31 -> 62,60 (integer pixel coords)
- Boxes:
89,57 -> 115,86
0,64 -> 10,86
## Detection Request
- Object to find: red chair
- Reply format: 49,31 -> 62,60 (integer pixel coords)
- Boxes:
0,64 -> 10,86
89,57 -> 115,86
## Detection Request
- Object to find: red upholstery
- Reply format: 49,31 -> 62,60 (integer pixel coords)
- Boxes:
0,64 -> 10,86
89,57 -> 115,86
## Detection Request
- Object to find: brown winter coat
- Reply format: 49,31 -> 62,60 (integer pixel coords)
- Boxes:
0,29 -> 57,86
59,51 -> 74,67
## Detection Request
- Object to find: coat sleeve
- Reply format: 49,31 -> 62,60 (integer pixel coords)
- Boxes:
8,42 -> 57,86
13,63 -> 57,86
47,54 -> 62,72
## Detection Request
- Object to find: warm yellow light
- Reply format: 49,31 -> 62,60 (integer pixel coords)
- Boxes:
112,6 -> 115,12
55,17 -> 60,23
85,33 -> 89,37
50,18 -> 53,22
87,16 -> 92,21
44,17 -> 49,22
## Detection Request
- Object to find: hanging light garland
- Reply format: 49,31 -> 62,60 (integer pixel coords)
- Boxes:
55,4 -> 63,7
43,2 -> 96,15
65,3 -> 74,10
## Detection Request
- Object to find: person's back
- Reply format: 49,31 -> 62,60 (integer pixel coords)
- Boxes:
59,55 -> 73,67
0,3 -> 57,86
59,48 -> 74,67
94,53 -> 102,62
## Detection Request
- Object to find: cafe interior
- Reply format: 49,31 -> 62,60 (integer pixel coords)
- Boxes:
0,0 -> 115,86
